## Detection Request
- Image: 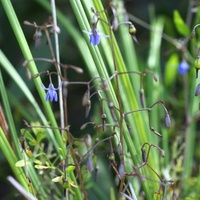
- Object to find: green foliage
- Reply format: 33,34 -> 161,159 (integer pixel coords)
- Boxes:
173,10 -> 190,36
0,0 -> 200,200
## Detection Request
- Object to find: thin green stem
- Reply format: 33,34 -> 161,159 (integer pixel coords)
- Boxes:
50,0 -> 65,134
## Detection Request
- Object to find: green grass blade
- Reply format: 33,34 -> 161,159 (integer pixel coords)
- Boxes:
1,0 -> 65,153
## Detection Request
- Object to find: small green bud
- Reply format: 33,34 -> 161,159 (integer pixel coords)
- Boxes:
108,152 -> 115,161
129,23 -> 138,43
129,24 -> 137,35
194,56 -> 200,78
194,56 -> 200,69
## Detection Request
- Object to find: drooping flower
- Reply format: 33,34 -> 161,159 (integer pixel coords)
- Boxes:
83,28 -> 109,45
42,82 -> 63,102
178,60 -> 190,75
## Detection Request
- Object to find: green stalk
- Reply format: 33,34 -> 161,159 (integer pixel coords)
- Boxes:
69,0 -> 158,198
0,128 -> 28,191
0,71 -> 48,199
0,70 -> 21,158
183,71 -> 198,179
36,0 -> 162,197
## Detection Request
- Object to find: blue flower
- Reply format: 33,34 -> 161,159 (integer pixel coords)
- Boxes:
42,82 -> 63,102
178,61 -> 190,75
83,28 -> 109,45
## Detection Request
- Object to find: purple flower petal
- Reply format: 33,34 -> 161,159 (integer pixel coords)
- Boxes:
83,28 -> 109,46
178,61 -> 190,75
90,29 -> 100,45
42,82 -> 62,102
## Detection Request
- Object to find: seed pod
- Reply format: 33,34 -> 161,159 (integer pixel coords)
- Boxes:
33,29 -> 42,48
94,165 -> 99,181
118,163 -> 125,178
129,24 -> 137,35
85,134 -> 92,149
160,149 -> 165,157
108,152 -> 115,162
139,88 -> 145,108
195,84 -> 200,96
86,156 -> 93,172
117,143 -> 122,156
194,56 -> 200,78
141,147 -> 147,163
129,23 -> 138,44
91,16 -> 97,27
109,102 -> 117,121
82,90 -> 91,118
101,113 -> 107,131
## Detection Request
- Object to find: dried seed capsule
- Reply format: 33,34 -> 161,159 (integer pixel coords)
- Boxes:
141,147 -> 147,163
101,113 -> 107,131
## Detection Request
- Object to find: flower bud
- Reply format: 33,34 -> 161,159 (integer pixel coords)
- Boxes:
195,84 -> 200,96
118,163 -> 125,178
160,149 -> 165,157
86,156 -> 93,172
195,56 -> 200,69
129,23 -> 138,43
129,24 -> 137,35
85,134 -> 92,149
108,152 -> 115,161
91,16 -> 97,27
109,102 -> 117,121
139,88 -> 145,108
94,165 -> 99,181
117,143 -> 122,156
141,147 -> 147,163
165,114 -> 171,128
33,29 -> 42,48
101,113 -> 107,131
195,56 -> 200,78
178,60 -> 190,75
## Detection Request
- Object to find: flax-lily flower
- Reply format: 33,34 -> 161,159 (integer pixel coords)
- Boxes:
178,60 -> 190,75
83,28 -> 109,45
42,82 -> 63,102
